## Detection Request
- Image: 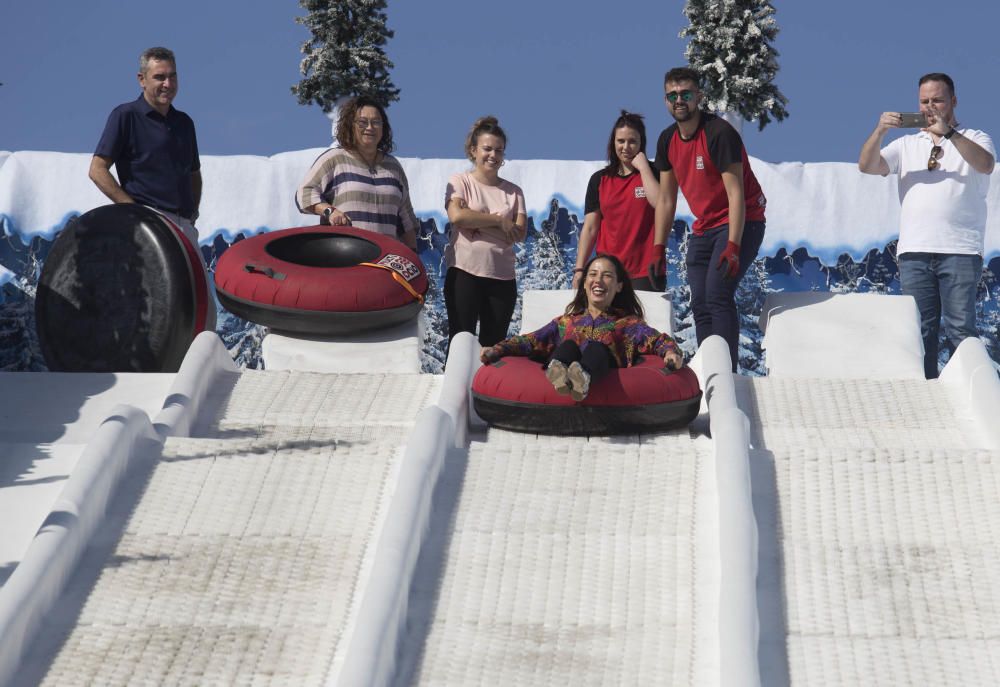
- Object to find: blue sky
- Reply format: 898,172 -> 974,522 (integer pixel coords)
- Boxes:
3,1 -> 999,163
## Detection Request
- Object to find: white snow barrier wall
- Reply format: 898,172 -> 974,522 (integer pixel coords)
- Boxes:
5,151 -> 1000,263
699,335 -> 761,687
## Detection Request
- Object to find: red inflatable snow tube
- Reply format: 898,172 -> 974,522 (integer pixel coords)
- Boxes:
215,225 -> 428,335
472,355 -> 703,435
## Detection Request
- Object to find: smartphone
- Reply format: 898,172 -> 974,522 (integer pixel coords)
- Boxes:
898,112 -> 926,128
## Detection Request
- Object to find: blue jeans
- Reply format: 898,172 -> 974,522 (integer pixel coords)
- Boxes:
686,221 -> 766,372
898,252 -> 982,379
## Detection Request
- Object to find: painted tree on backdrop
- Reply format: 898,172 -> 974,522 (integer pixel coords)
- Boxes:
292,0 -> 400,141
680,0 -> 788,132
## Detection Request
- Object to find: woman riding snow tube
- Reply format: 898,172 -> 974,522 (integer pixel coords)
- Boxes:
473,254 -> 701,435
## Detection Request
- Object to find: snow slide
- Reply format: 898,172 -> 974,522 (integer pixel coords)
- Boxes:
748,293 -> 1000,685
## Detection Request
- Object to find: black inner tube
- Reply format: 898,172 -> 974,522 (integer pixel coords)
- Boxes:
35,204 -> 197,372
265,233 -> 381,268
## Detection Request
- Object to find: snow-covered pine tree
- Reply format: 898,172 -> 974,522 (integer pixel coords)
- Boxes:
680,0 -> 788,131
292,0 -> 400,141
527,201 -> 572,292
0,239 -> 47,371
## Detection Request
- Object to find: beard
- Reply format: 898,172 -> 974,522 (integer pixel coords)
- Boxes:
670,104 -> 698,123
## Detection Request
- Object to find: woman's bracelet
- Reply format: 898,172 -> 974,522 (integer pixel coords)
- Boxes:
573,267 -> 584,273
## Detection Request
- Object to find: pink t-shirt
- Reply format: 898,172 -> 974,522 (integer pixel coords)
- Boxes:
444,172 -> 526,281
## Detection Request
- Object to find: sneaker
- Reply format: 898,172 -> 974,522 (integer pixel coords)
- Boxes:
545,359 -> 572,395
568,361 -> 590,401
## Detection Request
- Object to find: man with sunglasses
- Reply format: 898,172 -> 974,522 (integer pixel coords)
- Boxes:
859,72 -> 995,378
652,67 -> 767,372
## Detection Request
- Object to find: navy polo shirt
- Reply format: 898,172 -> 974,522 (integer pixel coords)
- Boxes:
95,94 -> 201,217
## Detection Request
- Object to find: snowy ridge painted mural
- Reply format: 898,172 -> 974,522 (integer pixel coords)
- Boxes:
2,150 -> 1000,374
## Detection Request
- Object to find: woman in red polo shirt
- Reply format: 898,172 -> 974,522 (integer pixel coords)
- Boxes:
573,111 -> 661,291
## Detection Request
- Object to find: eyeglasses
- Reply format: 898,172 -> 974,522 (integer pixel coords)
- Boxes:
665,89 -> 695,103
928,145 -> 943,171
355,118 -> 383,130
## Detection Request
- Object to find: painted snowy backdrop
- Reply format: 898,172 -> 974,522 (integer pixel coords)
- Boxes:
2,149 -> 1000,375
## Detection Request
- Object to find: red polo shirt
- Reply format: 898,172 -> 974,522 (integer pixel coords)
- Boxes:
584,169 -> 656,278
654,114 -> 766,234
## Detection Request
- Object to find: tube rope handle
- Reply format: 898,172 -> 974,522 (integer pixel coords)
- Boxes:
359,262 -> 425,304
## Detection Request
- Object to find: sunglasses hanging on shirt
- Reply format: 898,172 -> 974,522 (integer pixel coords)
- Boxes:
927,145 -> 943,171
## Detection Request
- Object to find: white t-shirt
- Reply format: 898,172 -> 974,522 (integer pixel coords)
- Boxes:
444,172 -> 526,280
881,128 -> 995,256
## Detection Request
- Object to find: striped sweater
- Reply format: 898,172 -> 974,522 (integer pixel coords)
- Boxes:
489,308 -> 681,367
296,147 -> 419,239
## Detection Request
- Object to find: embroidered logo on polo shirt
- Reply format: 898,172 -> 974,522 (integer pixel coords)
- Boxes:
634,186 -> 646,199
696,155 -> 705,170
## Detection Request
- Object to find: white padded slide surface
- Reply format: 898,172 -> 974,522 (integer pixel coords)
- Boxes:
777,446 -> 1000,686
261,318 -> 423,374
31,371 -> 440,686
743,376 -> 966,451
744,375 -> 1000,686
206,369 -> 441,435
407,428 -> 715,685
759,293 -> 925,380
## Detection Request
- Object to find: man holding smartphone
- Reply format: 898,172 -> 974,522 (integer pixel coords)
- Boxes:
859,72 -> 995,378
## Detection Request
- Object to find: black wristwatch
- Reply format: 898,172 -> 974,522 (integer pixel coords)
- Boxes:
323,206 -> 334,219
944,128 -> 957,140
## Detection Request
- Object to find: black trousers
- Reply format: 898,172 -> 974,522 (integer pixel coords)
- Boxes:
548,340 -> 615,386
630,275 -> 663,292
444,267 -> 517,346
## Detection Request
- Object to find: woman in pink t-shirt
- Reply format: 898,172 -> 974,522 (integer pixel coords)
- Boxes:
444,116 -> 527,346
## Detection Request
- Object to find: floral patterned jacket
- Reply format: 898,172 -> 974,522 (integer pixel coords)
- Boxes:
488,307 -> 680,367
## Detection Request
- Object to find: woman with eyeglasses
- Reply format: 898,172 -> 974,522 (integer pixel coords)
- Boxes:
296,95 -> 418,250
444,115 -> 527,346
573,110 -> 661,291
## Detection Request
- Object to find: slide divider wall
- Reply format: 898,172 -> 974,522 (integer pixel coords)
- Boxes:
153,331 -> 240,437
0,406 -> 160,686
699,335 -> 761,687
328,332 -> 479,686
0,332 -> 238,685
939,337 -> 1000,449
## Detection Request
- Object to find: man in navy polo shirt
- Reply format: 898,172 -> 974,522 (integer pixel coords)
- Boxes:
89,46 -> 201,245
